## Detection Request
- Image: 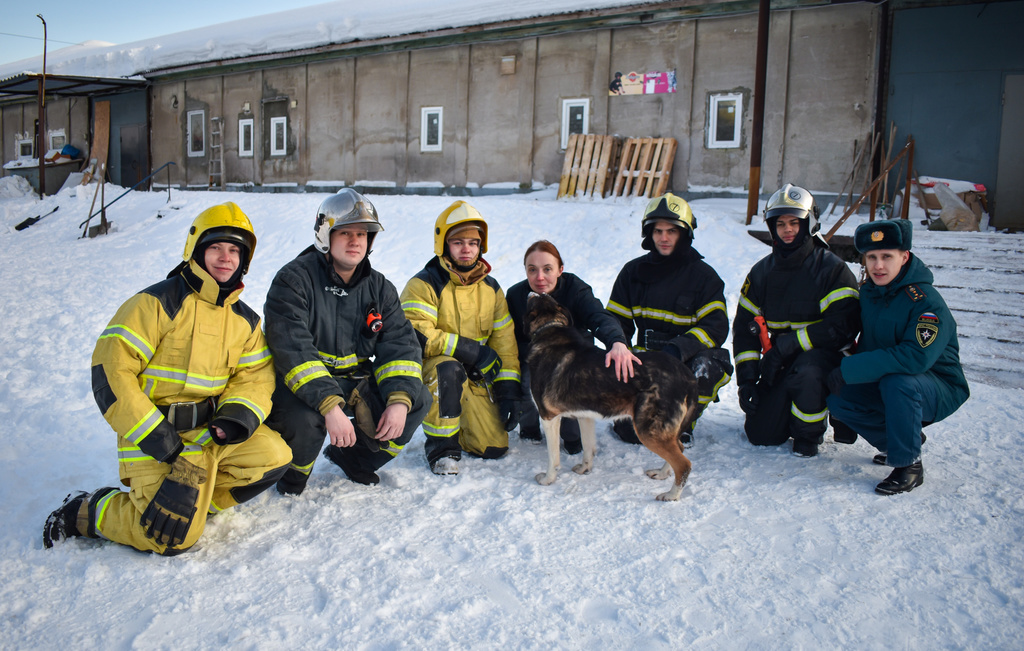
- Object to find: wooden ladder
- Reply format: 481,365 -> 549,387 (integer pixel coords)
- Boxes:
209,117 -> 223,189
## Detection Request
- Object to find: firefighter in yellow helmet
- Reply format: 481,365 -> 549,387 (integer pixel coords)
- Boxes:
400,201 -> 521,475
606,193 -> 734,446
43,202 -> 291,554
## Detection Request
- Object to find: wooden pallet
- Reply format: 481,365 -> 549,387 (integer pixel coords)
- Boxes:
557,134 -> 620,199
612,137 -> 677,198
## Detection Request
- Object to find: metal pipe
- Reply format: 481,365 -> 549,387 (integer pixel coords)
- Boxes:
745,0 -> 770,225
36,14 -> 47,199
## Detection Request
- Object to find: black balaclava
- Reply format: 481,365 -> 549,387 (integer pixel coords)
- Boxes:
194,239 -> 248,289
767,216 -> 810,257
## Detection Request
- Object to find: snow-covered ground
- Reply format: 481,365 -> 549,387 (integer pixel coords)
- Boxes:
1,180 -> 1021,649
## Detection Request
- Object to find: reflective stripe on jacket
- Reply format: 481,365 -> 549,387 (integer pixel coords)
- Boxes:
91,260 -> 274,471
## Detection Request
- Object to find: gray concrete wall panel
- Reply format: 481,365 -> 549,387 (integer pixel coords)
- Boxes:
151,82 -> 185,187
307,61 -> 354,185
222,71 -> 261,186
260,68 -> 306,183
354,52 -> 409,185
780,4 -> 878,193
408,47 -> 468,186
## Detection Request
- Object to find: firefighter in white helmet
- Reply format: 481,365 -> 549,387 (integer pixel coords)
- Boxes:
732,184 -> 861,457
44,202 -> 291,554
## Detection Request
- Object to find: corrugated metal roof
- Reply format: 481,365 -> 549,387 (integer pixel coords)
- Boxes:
0,73 -> 146,99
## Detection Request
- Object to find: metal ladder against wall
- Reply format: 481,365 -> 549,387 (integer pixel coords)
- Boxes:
209,116 -> 223,189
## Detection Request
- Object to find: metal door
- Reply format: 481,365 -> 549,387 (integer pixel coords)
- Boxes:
119,124 -> 146,187
995,74 -> 1024,230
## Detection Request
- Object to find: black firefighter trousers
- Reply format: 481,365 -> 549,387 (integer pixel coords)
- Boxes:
745,348 -> 841,447
266,376 -> 431,494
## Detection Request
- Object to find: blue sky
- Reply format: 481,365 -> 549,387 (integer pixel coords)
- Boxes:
0,0 -> 316,67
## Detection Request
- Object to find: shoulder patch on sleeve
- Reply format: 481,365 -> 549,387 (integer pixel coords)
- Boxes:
915,322 -> 939,347
741,278 -> 750,297
905,284 -> 926,302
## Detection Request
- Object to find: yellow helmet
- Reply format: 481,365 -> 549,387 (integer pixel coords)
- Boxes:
642,193 -> 697,235
433,201 -> 488,256
182,202 -> 257,274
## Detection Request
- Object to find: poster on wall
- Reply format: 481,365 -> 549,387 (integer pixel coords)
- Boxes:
609,70 -> 677,96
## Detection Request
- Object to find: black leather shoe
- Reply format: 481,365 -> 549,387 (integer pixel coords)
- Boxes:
872,433 -> 927,465
875,461 -> 924,495
562,437 -> 583,455
519,426 -> 542,442
791,438 -> 819,458
323,445 -> 380,486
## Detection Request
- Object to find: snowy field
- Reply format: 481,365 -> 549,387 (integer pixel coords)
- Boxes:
0,180 -> 1021,649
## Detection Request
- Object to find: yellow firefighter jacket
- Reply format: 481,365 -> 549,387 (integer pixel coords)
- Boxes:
401,256 -> 520,387
91,260 -> 275,479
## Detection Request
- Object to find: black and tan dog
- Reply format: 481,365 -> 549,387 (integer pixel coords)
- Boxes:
524,293 -> 699,501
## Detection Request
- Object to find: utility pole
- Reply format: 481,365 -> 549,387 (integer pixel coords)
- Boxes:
36,14 -> 48,199
745,0 -> 770,225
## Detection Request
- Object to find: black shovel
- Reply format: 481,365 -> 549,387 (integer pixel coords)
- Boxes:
15,206 -> 59,231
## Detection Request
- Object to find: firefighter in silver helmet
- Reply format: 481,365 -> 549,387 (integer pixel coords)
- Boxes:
263,189 -> 430,493
44,203 -> 291,554
732,184 -> 861,457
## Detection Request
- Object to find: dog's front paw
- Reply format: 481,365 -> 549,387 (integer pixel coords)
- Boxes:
655,485 -> 684,501
535,471 -> 557,486
572,460 -> 592,475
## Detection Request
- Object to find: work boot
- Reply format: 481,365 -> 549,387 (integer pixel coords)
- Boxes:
875,461 -> 924,495
431,456 -> 459,476
562,433 -> 583,455
323,445 -> 380,486
678,420 -> 696,449
43,491 -> 88,549
830,416 -> 858,444
791,438 -> 819,458
519,423 -> 542,442
872,432 -> 927,465
276,468 -> 310,496
612,419 -> 640,445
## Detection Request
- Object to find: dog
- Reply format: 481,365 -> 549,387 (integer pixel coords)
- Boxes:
524,292 -> 700,501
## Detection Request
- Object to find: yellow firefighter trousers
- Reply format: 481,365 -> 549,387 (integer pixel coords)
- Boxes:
95,424 -> 291,554
422,356 -> 507,460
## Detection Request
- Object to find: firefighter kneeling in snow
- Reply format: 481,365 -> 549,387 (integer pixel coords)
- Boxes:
43,203 -> 292,554
400,202 -> 521,475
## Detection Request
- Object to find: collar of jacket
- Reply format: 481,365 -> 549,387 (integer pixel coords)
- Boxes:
318,249 -> 371,288
439,254 -> 491,286
182,259 -> 243,307
771,234 -> 815,269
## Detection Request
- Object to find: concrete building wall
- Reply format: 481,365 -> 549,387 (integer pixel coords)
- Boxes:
137,2 -> 879,196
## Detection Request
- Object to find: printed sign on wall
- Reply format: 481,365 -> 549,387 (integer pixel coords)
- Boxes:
609,70 -> 677,96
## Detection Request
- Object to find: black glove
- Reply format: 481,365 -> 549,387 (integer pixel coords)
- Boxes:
453,338 -> 502,384
140,457 -> 207,548
738,382 -> 759,416
827,366 -> 846,396
494,380 -> 521,431
759,333 -> 800,386
209,418 -> 247,445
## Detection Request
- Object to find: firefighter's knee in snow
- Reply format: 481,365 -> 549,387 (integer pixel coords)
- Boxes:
230,463 -> 289,504
436,360 -> 467,418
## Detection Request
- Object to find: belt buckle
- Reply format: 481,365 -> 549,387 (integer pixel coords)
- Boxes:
643,329 -> 654,351
167,402 -> 198,430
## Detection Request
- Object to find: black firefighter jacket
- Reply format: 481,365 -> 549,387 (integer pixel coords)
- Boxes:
607,246 -> 730,360
263,247 -> 423,413
732,236 -> 861,385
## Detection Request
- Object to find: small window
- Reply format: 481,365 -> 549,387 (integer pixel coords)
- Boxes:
708,93 -> 743,149
187,110 -> 205,157
560,99 -> 589,150
17,138 -> 34,159
238,118 -> 254,157
270,116 -> 287,156
420,107 -> 443,153
49,129 -> 67,151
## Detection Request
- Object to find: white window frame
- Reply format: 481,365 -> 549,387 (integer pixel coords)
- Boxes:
270,116 -> 287,157
187,110 -> 205,157
16,137 -> 34,160
420,106 -> 443,153
560,98 -> 589,151
238,118 -> 254,157
49,128 -> 67,151
708,93 -> 743,149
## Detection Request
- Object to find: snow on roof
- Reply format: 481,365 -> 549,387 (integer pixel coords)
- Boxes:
0,0 -> 653,81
